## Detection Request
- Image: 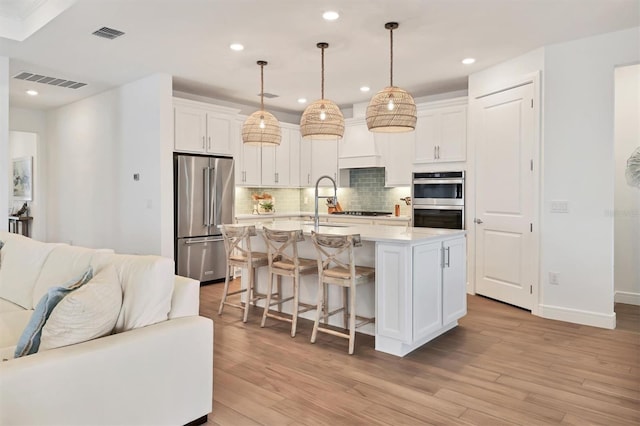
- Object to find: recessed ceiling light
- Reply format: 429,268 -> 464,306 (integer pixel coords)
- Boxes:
229,43 -> 244,51
26,89 -> 38,96
462,58 -> 476,65
297,98 -> 307,104
360,86 -> 370,92
322,11 -> 340,21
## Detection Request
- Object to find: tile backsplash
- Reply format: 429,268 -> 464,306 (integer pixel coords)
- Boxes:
235,168 -> 411,216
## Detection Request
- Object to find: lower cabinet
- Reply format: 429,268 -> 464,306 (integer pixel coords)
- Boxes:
376,235 -> 466,355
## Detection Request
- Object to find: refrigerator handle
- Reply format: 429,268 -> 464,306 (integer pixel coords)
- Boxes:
203,167 -> 210,226
210,167 -> 217,228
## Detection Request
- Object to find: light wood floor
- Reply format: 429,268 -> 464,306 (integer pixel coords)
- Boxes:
199,280 -> 640,425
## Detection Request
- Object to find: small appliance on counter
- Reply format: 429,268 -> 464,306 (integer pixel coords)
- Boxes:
174,154 -> 234,283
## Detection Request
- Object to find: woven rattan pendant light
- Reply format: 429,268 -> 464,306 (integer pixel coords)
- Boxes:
366,22 -> 417,133
300,42 -> 344,139
242,60 -> 281,145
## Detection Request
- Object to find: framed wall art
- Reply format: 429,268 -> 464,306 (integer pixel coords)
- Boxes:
12,156 -> 33,201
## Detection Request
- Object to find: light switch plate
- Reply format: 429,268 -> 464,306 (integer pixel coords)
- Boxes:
550,200 -> 569,213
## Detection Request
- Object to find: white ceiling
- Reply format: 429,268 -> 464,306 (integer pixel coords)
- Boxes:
1,0 -> 639,114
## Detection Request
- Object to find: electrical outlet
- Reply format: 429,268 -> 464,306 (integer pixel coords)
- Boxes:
550,200 -> 569,213
549,271 -> 560,285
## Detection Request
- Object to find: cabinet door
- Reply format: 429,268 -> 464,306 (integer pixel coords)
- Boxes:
379,132 -> 414,186
174,106 -> 206,153
206,114 -> 232,155
240,144 -> 261,186
412,241 -> 443,341
288,128 -> 301,187
311,138 -> 338,185
442,237 -> 467,324
414,110 -> 438,163
438,106 -> 467,162
275,129 -> 290,186
376,243 -> 412,342
299,137 -> 312,187
261,144 -> 277,186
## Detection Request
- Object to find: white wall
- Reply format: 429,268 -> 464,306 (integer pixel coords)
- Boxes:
46,73 -> 173,256
541,27 -> 640,328
614,64 -> 640,305
0,56 -> 8,231
467,28 -> 640,328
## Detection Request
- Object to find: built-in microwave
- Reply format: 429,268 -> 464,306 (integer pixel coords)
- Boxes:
412,171 -> 465,229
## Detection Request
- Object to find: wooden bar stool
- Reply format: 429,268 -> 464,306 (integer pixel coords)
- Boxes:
310,232 -> 375,355
261,227 -> 317,337
218,225 -> 270,323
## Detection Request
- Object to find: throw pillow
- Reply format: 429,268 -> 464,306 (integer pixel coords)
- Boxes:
40,265 -> 122,351
14,267 -> 93,358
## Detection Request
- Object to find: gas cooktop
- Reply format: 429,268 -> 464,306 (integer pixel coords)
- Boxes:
330,211 -> 393,217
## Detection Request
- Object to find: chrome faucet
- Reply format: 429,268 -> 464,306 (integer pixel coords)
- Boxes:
314,175 -> 338,231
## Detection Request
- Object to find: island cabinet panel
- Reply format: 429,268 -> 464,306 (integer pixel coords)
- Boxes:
443,237 -> 467,324
376,243 -> 412,342
412,242 -> 443,340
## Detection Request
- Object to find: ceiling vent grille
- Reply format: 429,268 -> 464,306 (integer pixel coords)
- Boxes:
13,72 -> 87,89
261,92 -> 279,99
92,26 -> 125,40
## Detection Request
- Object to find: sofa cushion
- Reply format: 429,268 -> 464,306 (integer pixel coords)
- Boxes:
32,245 -> 114,307
110,254 -> 174,333
0,310 -> 33,352
40,265 -> 122,351
14,267 -> 93,358
0,234 -> 59,309
0,298 -> 24,314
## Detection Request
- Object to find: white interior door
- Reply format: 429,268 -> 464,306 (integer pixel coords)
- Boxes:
475,83 -> 536,310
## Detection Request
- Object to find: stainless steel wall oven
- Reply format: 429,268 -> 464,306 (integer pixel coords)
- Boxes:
412,171 -> 465,229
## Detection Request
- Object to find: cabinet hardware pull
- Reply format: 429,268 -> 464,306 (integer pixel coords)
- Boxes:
434,146 -> 437,159
208,136 -> 211,150
441,247 -> 445,268
202,136 -> 205,149
446,247 -> 450,267
474,218 -> 483,224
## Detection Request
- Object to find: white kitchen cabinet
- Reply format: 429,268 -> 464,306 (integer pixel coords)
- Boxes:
234,117 -> 261,186
414,98 -> 467,164
173,98 -> 239,156
287,125 -> 301,187
261,128 -> 290,187
299,137 -> 339,187
442,237 -> 467,324
376,131 -> 414,186
376,235 -> 466,351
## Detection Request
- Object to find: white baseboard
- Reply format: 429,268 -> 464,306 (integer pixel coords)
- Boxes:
537,304 -> 616,329
615,291 -> 640,306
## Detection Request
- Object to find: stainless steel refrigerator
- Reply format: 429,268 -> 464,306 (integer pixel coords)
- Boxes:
175,154 -> 234,283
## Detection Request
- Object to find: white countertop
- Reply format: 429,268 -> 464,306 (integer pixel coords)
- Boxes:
235,211 -> 411,222
230,219 -> 464,243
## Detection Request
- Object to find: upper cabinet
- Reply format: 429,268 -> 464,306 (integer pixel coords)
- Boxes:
173,98 -> 240,156
236,121 -> 302,188
414,98 -> 467,164
300,137 -> 339,187
376,131 -> 415,187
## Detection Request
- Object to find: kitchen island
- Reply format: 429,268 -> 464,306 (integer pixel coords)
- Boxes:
237,220 -> 466,357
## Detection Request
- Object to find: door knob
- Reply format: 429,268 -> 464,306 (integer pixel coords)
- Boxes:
474,218 -> 483,224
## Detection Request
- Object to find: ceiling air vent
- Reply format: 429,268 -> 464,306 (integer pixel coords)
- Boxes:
92,26 -> 125,40
13,72 -> 87,89
261,92 -> 279,99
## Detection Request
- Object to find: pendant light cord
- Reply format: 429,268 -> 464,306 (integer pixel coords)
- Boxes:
321,45 -> 325,100
260,63 -> 265,111
389,27 -> 394,87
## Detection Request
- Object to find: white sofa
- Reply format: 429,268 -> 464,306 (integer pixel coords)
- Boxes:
0,231 -> 213,426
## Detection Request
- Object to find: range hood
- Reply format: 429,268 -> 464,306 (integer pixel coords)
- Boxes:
338,116 -> 383,169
